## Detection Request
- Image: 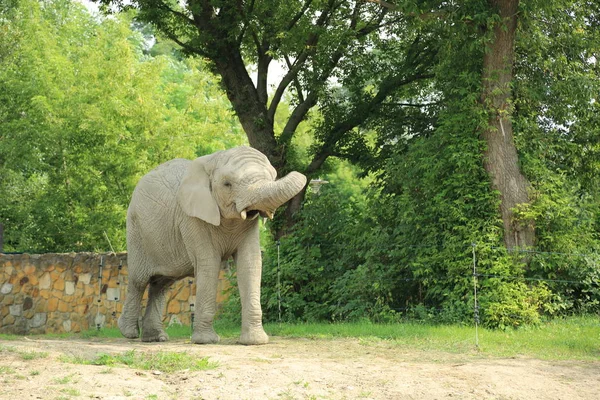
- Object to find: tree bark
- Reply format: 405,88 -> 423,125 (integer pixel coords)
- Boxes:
212,49 -> 282,169
481,0 -> 535,249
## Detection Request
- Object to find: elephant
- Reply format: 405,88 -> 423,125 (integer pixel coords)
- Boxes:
118,146 -> 306,345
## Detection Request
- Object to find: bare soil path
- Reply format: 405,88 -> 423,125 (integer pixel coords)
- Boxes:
1,336 -> 599,399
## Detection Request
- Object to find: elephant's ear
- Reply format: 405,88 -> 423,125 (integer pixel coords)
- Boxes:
176,155 -> 220,226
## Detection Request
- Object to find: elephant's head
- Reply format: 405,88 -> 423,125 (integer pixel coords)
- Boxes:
176,146 -> 307,226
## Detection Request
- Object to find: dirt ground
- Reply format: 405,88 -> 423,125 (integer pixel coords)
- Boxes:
1,335 -> 599,400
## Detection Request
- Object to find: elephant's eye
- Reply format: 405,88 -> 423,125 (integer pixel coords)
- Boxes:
223,181 -> 232,188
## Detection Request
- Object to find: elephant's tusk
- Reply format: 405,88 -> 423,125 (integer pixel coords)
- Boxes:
240,210 -> 247,220
266,211 -> 274,220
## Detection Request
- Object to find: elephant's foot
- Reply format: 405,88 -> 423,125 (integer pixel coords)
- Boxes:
141,326 -> 169,342
192,329 -> 220,344
118,316 -> 140,339
239,327 -> 269,345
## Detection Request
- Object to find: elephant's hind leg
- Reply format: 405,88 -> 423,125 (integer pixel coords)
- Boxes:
141,276 -> 173,342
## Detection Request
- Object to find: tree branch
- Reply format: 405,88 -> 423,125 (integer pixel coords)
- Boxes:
362,0 -> 398,10
163,31 -> 209,58
286,0 -> 314,31
267,1 -> 338,122
306,73 -> 434,173
279,91 -> 318,145
362,0 -> 449,21
267,52 -> 309,122
285,55 -> 305,104
236,0 -> 259,49
382,101 -> 440,107
155,2 -> 195,25
257,50 -> 271,106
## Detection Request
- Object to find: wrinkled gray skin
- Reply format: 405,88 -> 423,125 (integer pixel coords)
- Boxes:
118,146 -> 306,345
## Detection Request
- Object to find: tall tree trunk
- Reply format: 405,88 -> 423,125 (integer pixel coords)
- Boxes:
481,0 -> 535,249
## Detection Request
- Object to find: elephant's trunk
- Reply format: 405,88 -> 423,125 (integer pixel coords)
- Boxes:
238,172 -> 307,217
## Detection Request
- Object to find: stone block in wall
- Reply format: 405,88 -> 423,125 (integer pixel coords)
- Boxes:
9,304 -> 22,316
23,264 -> 36,275
47,298 -> 59,312
23,297 -> 33,310
84,285 -> 96,297
79,273 -> 92,285
2,294 -> 14,306
3,314 -> 15,326
175,285 -> 191,301
57,300 -> 69,313
39,273 -> 51,289
29,313 -> 46,329
71,321 -> 81,332
106,288 -> 120,301
65,281 -> 75,295
53,278 -> 65,291
167,300 -> 181,314
74,286 -> 84,298
1,283 -> 13,294
35,299 -> 47,313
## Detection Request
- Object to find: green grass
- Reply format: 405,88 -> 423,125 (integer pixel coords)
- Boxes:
78,320 -> 240,340
265,315 -> 600,361
2,316 -> 598,361
0,366 -> 16,375
0,344 -> 49,360
60,388 -> 81,396
53,374 -> 77,384
61,349 -> 218,373
19,350 -> 49,360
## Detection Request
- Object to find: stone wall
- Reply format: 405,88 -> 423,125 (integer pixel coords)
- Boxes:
0,253 -> 230,335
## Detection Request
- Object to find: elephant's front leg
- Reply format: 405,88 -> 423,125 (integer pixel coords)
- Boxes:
191,254 -> 221,344
235,223 -> 269,345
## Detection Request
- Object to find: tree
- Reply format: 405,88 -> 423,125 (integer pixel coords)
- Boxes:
480,0 -> 534,249
95,0 -> 438,236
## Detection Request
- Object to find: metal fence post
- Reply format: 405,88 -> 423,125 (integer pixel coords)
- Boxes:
277,239 -> 282,324
472,243 -> 479,348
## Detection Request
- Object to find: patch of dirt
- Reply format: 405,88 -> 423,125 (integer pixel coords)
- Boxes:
1,336 -> 599,400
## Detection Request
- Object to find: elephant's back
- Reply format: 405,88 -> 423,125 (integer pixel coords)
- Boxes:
129,158 -> 190,213
142,158 -> 190,191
